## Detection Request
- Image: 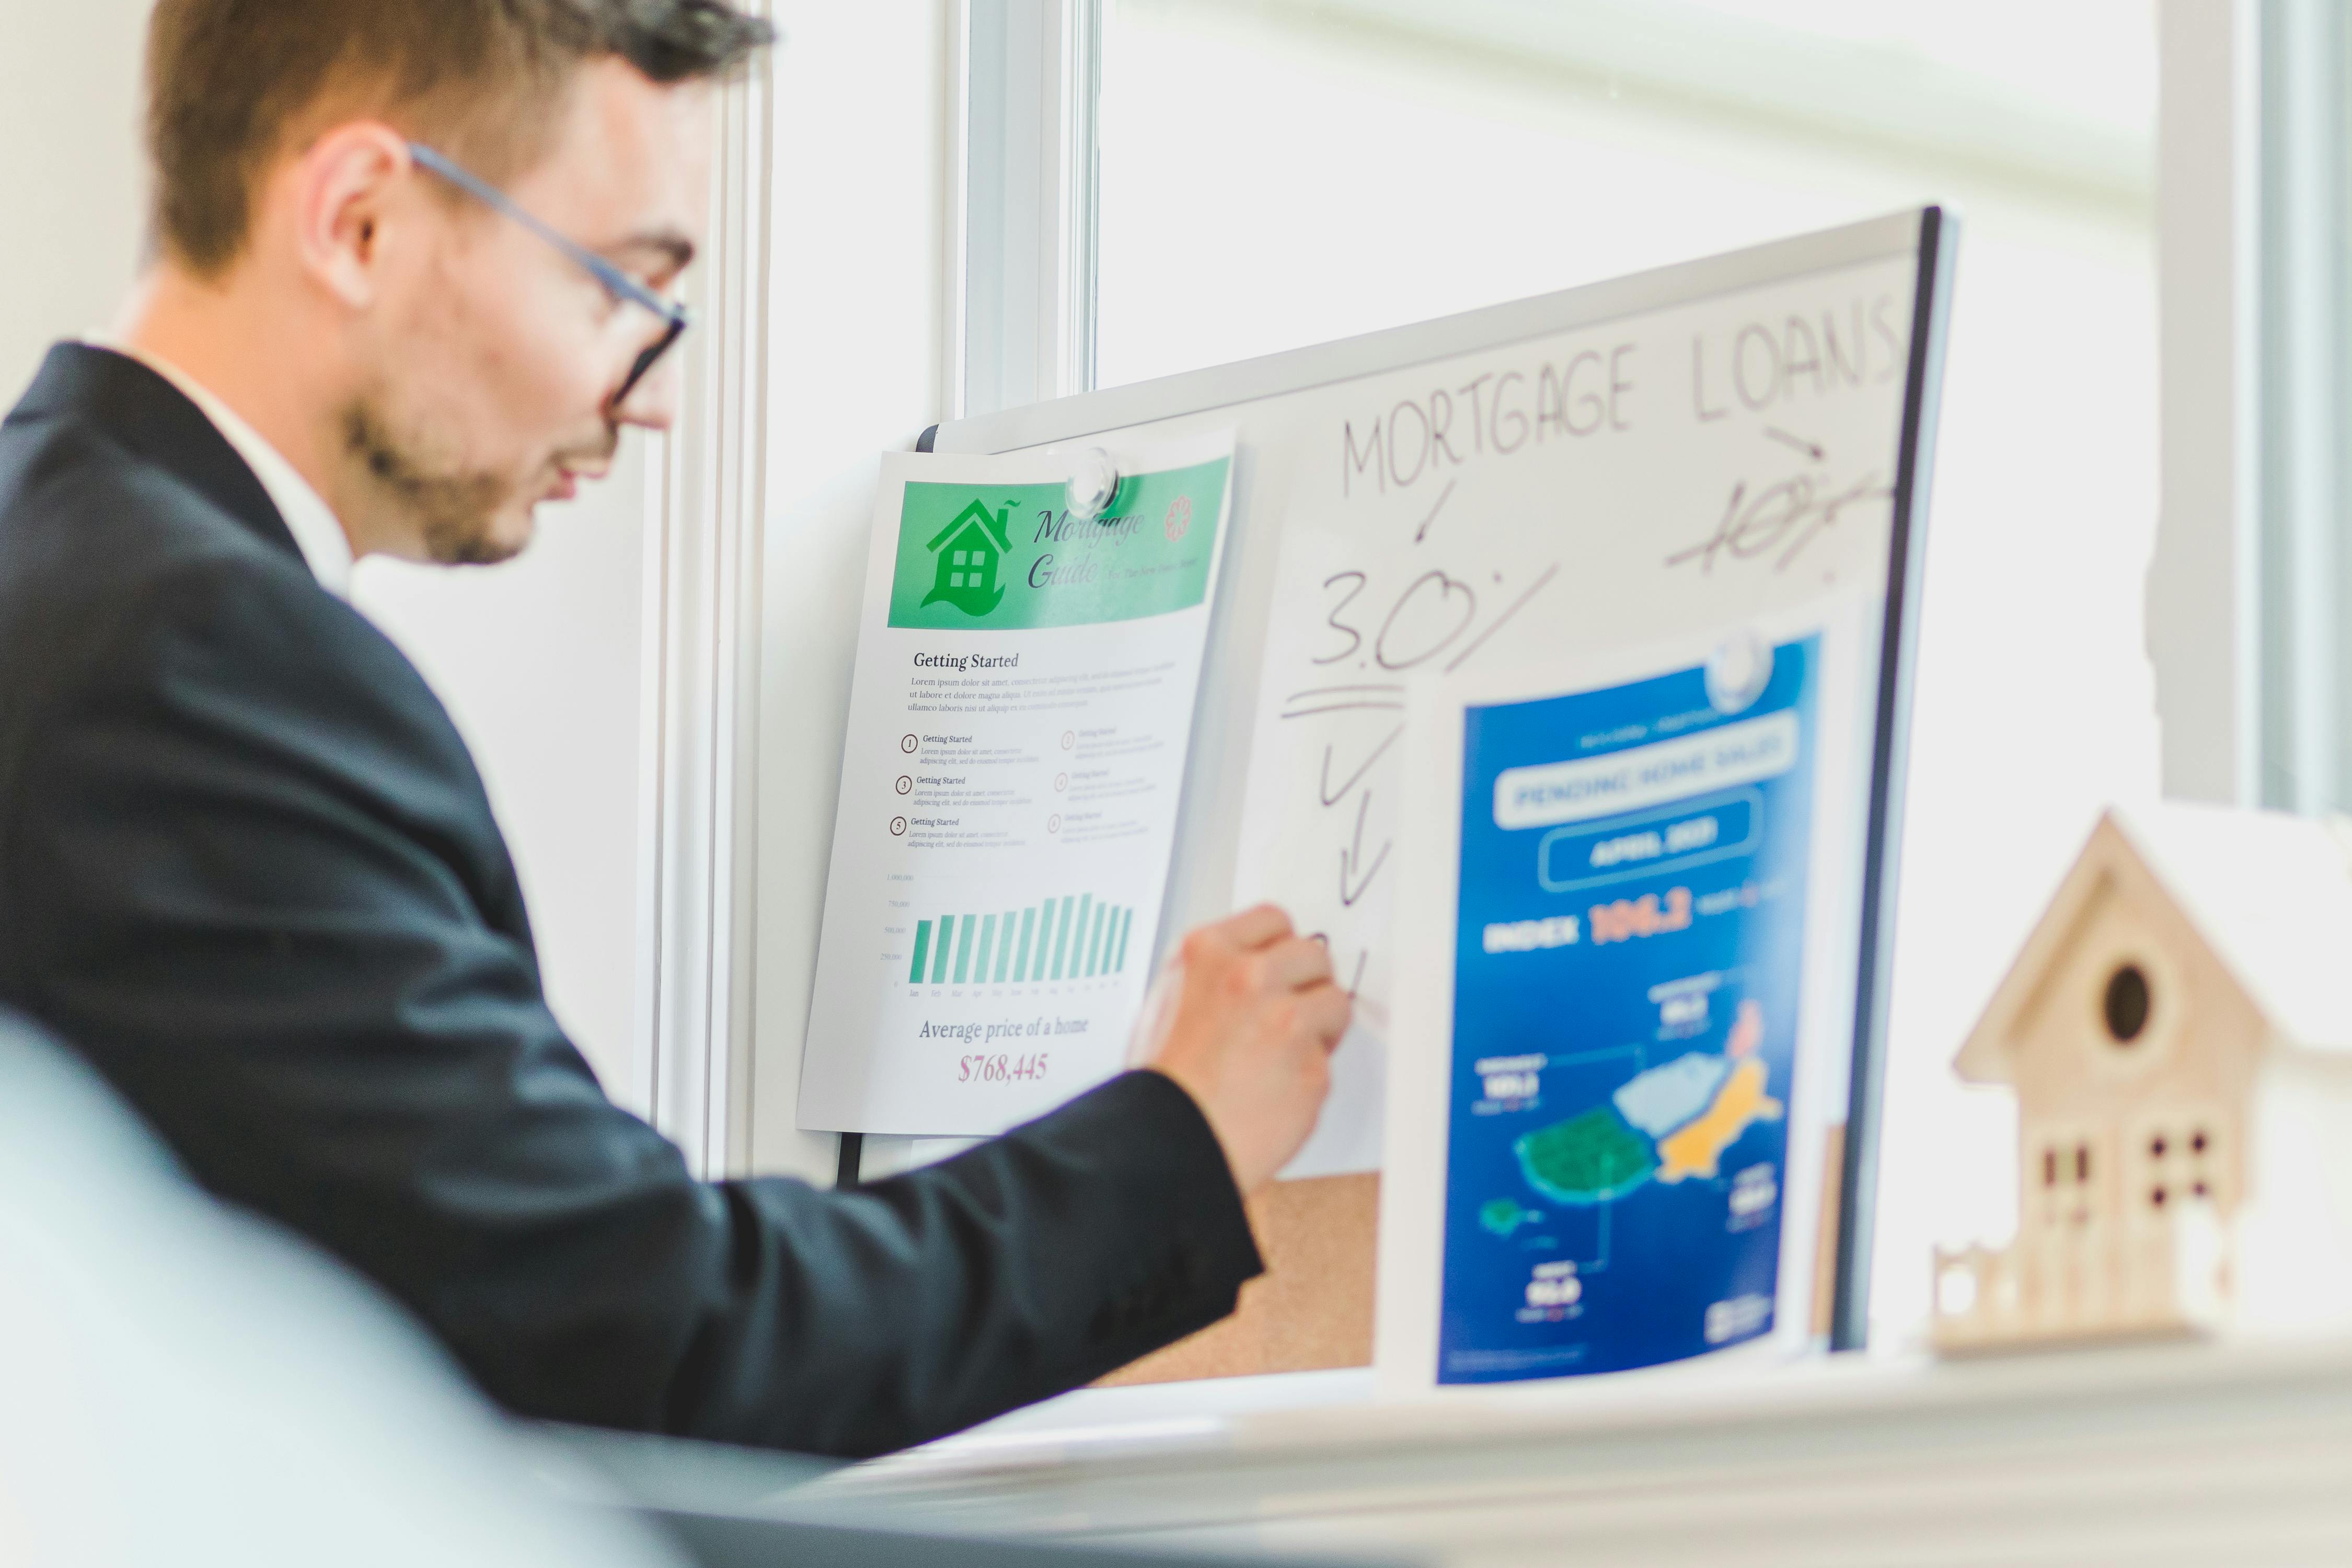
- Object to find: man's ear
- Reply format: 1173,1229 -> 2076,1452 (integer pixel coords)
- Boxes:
286,123 -> 413,310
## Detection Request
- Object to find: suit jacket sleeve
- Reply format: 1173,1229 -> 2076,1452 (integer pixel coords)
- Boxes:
0,552 -> 1262,1458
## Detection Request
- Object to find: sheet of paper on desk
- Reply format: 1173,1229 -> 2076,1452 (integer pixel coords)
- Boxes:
798,433 -> 1235,1136
1375,613 -> 1869,1389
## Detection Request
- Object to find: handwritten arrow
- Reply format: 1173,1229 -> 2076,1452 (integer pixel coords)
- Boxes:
1443,563 -> 1559,675
1764,426 -> 1825,462
1414,479 -> 1458,545
1339,790 -> 1392,907
1319,725 -> 1402,808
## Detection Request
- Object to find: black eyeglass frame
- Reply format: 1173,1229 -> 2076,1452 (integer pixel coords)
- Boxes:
407,141 -> 690,408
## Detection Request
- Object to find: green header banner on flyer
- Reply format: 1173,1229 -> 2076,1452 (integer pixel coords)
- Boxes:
886,456 -> 1228,631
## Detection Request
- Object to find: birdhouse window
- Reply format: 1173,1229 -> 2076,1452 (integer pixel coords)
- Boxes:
2039,1143 -> 2096,1187
2129,1114 -> 2229,1229
2102,963 -> 2150,1045
2188,1125 -> 2220,1201
2035,1131 -> 2103,1230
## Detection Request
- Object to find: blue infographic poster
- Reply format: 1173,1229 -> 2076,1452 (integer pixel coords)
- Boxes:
1437,632 -> 1818,1383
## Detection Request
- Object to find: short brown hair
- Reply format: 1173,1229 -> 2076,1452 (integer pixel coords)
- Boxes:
145,0 -> 774,274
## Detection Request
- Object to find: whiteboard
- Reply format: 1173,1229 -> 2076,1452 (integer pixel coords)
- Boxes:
928,209 -> 1953,1345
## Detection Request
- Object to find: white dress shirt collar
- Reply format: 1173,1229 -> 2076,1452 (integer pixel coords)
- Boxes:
86,338 -> 355,598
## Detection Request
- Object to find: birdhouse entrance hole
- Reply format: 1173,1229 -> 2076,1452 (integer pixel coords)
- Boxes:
2103,963 -> 2150,1044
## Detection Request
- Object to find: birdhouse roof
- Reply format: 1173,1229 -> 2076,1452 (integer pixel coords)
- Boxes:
1955,802 -> 2352,1082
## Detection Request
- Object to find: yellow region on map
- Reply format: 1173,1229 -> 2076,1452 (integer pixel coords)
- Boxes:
1654,1057 -> 1783,1183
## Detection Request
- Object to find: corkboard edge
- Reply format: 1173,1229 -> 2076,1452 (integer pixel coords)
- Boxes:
1101,1171 -> 1378,1385
1812,1122 -> 1846,1339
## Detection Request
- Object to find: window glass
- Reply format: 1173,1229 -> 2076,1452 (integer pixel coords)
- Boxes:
1096,0 -> 2160,1342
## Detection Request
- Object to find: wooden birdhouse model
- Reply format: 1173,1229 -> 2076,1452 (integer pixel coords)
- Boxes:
1932,803 -> 2352,1353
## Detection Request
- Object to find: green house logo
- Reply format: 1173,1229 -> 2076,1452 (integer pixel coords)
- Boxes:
921,499 -> 1013,617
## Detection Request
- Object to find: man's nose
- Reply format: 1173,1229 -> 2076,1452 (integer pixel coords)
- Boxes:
612,350 -> 682,431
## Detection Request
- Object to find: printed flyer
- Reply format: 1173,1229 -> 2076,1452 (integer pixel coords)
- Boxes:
798,433 -> 1235,1136
1380,627 -> 1833,1387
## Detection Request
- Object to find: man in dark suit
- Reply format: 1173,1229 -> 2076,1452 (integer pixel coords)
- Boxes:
0,0 -> 1348,1458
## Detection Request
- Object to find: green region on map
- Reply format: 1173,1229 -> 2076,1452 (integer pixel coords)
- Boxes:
1480,1197 -> 1543,1237
1514,1106 -> 1659,1206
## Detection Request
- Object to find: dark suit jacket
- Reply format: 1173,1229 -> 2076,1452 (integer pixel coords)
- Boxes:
0,344 -> 1261,1458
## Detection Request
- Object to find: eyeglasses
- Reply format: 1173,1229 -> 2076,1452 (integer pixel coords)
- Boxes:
407,141 -> 690,409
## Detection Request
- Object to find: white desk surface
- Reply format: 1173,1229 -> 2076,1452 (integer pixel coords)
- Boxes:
809,1338 -> 2352,1565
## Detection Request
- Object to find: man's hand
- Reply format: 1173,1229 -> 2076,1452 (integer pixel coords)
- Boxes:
1134,904 -> 1351,1197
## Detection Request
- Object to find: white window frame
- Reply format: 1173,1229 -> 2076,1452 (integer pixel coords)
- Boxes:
2251,0 -> 2352,813
2148,0 -> 2352,815
638,2 -> 776,1178
2148,0 -> 2263,807
951,0 -> 1101,419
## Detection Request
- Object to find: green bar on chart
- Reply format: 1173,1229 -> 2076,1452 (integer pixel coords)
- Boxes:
909,899 -> 1148,986
974,914 -> 997,985
930,915 -> 954,984
1051,895 -> 1076,978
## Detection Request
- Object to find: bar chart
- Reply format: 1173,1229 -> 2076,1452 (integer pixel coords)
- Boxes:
908,893 -> 1139,988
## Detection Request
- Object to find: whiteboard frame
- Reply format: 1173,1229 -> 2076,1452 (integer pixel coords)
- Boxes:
923,207 -> 1957,1351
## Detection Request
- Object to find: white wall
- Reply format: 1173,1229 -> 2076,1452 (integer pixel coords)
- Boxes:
0,0 -> 656,1114
0,2 -> 148,404
354,476 -> 650,1110
747,1 -> 955,1181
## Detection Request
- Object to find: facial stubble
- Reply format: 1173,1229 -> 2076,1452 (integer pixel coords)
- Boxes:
341,397 -> 616,567
339,396 -> 525,565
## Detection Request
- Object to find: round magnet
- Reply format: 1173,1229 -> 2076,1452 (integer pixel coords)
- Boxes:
1704,629 -> 1773,714
1065,447 -> 1121,523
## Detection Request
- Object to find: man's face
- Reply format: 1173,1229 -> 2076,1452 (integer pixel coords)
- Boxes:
350,61 -> 711,565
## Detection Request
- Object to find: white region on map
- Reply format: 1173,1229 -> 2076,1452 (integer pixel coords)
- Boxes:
1611,1052 -> 1733,1138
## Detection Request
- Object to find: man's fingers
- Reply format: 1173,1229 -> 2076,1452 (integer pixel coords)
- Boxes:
1295,982 -> 1353,1050
1216,902 -> 1295,952
1259,934 -> 1335,993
